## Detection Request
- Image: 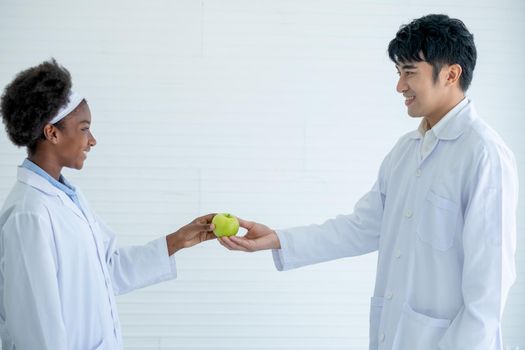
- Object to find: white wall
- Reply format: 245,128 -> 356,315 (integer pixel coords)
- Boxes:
1,0 -> 524,349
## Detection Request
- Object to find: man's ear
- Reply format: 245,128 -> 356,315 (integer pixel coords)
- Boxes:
43,124 -> 59,145
445,64 -> 463,86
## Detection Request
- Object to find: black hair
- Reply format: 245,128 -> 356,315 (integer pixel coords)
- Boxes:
0,59 -> 72,154
388,14 -> 477,91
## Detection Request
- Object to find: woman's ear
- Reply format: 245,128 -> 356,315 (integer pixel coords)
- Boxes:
43,124 -> 59,144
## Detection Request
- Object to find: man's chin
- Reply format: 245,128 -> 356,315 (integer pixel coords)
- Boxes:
407,109 -> 423,118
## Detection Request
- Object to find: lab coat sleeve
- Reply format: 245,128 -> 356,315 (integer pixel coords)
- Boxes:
95,217 -> 177,295
1,212 -> 67,349
438,146 -> 518,349
272,153 -> 390,271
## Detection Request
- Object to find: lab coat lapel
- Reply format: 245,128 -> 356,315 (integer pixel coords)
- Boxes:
17,167 -> 88,224
56,192 -> 89,224
415,101 -> 478,167
436,100 -> 477,141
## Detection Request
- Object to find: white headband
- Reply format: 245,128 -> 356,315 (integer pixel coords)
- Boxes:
49,91 -> 84,124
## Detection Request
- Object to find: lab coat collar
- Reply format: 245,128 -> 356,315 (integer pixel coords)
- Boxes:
17,167 -> 88,223
409,99 -> 478,141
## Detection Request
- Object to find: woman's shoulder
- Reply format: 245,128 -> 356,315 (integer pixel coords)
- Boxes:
0,181 -> 55,227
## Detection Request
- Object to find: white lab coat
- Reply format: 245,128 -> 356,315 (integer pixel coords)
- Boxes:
272,101 -> 518,350
0,167 -> 178,349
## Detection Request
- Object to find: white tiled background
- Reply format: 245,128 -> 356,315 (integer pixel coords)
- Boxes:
1,0 -> 523,349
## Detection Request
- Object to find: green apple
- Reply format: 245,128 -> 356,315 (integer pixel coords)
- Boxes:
212,213 -> 239,237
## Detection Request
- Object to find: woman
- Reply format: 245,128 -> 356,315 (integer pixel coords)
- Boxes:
0,59 -> 215,349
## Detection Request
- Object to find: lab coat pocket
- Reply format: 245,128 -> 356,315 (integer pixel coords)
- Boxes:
392,303 -> 450,350
369,297 -> 384,350
90,338 -> 105,350
417,190 -> 459,251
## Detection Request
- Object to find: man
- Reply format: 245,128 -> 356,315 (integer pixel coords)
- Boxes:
219,14 -> 518,350
0,59 -> 216,349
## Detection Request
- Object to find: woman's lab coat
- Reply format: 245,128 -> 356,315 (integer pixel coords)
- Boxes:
272,101 -> 518,350
0,167 -> 178,349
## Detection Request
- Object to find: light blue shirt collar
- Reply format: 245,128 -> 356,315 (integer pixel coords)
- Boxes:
21,159 -> 79,204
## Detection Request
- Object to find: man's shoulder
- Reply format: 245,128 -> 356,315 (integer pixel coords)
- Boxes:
464,115 -> 515,161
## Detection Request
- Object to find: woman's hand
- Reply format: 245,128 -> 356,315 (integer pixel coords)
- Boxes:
166,213 -> 216,255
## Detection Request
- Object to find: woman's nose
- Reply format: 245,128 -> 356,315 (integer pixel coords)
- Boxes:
89,132 -> 97,147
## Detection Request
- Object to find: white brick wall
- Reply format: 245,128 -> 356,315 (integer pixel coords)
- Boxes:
1,0 -> 524,349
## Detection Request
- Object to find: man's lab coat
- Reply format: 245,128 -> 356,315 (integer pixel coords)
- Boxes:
273,101 -> 518,350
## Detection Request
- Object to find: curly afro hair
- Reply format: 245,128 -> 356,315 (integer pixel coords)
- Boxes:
1,59 -> 72,154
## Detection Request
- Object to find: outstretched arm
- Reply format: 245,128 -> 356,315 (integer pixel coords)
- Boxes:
98,213 -> 216,295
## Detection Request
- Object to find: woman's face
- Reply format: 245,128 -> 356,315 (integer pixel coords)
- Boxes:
54,102 -> 97,170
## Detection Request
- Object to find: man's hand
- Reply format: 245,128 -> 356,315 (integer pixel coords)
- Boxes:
167,213 -> 216,255
218,218 -> 281,252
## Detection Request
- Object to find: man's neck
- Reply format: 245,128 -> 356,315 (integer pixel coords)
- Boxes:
425,93 -> 465,129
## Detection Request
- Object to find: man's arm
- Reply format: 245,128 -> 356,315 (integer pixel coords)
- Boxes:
220,178 -> 386,270
219,152 -> 393,270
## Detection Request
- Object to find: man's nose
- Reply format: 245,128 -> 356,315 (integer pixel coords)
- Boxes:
396,77 -> 408,94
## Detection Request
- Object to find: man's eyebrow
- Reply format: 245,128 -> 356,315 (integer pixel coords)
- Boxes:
79,120 -> 91,125
400,64 -> 417,70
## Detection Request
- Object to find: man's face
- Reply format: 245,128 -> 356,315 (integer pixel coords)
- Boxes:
55,102 -> 97,170
395,60 -> 448,124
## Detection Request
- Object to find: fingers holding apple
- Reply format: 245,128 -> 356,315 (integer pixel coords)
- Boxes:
193,213 -> 216,225
218,235 -> 250,252
212,213 -> 240,237
237,217 -> 254,229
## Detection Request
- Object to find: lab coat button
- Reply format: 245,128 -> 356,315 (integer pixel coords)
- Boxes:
395,250 -> 402,259
416,169 -> 422,177
379,333 -> 385,342
405,210 -> 412,218
386,292 -> 393,300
